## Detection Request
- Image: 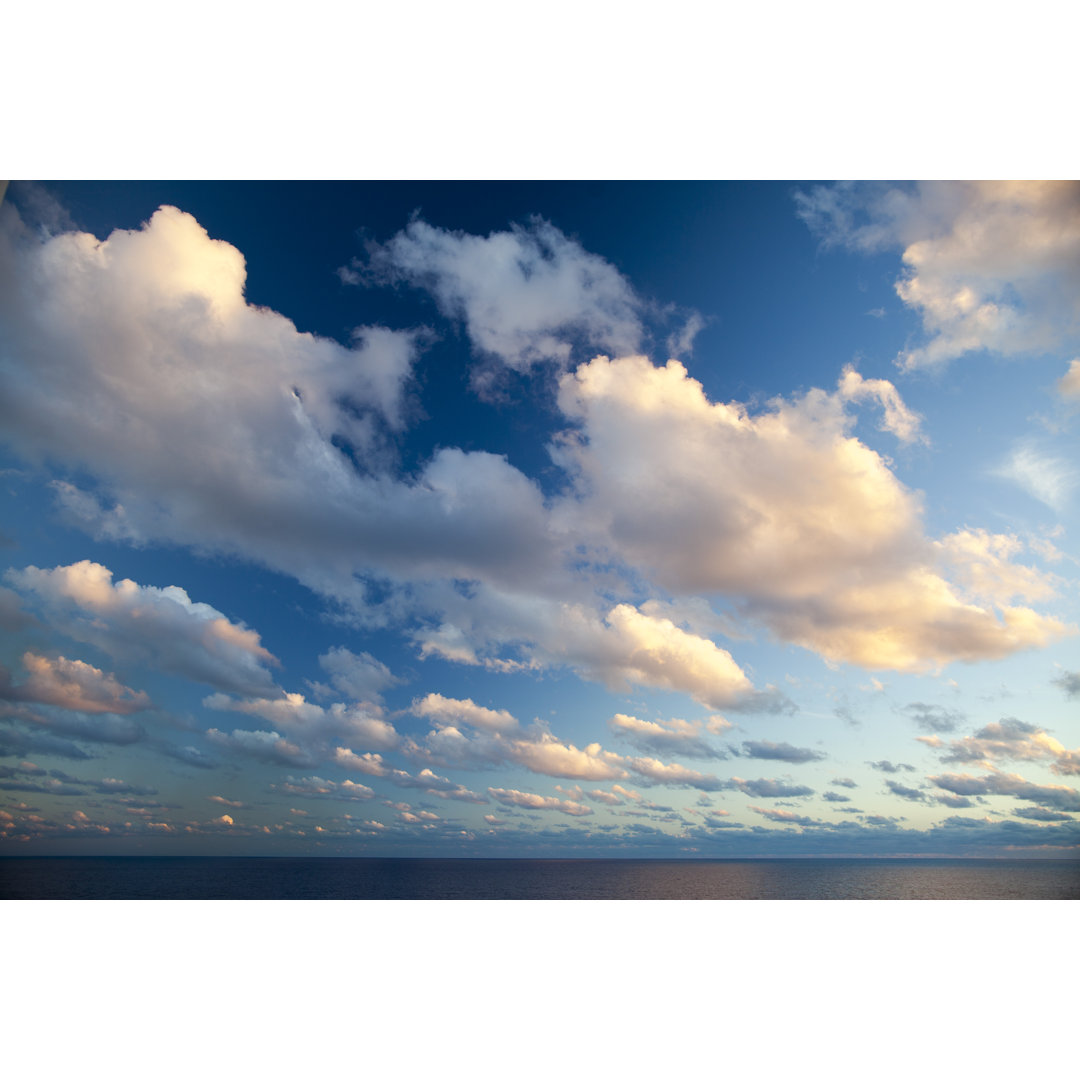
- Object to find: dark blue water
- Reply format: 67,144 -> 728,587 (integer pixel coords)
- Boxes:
2,856 -> 1077,899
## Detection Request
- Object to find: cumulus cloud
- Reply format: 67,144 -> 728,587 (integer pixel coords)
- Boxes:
411,692 -> 519,733
902,702 -> 965,734
1053,670 -> 1080,699
928,770 -> 1080,812
206,728 -> 313,766
0,721 -> 94,760
921,717 -> 1080,776
551,354 -> 1069,672
204,690 -> 400,775
797,181 -> 1080,369
868,760 -> 915,774
487,787 -> 594,816
1,652 -> 150,714
740,740 -> 825,764
312,647 -> 401,704
7,561 -> 279,697
585,789 -> 623,805
822,791 -> 851,803
884,780 -> 928,803
1058,359 -> 1080,400
731,777 -> 814,798
359,217 -> 645,374
751,806 -> 823,827
623,757 -> 729,791
836,364 -> 925,444
12,704 -> 145,747
1012,807 -> 1074,822
609,712 -> 731,758
275,775 -> 376,801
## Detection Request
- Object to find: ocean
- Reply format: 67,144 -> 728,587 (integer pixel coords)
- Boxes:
2,856 -> 1078,899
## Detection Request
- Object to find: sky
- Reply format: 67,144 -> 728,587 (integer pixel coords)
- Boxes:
1,179 -> 1078,858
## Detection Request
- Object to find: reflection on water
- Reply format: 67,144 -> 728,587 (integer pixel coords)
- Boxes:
2,856 -> 1078,899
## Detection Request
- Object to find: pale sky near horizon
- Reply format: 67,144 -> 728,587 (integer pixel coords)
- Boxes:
1,180 -> 1078,857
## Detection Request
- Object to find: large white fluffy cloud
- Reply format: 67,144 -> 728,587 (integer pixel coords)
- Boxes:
0,204 -> 559,604
797,180 -> 1080,370
0,201 -> 1069,696
550,354 -> 1070,670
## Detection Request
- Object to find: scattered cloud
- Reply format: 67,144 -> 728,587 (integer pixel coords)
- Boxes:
995,440 -> 1077,511
928,770 -> 1080,812
751,806 -> 823,827
609,712 -> 731,758
868,760 -> 916,774
797,181 -> 1080,370
487,787 -> 594,816
1,651 -> 150,714
731,777 -> 815,798
311,647 -> 402,704
412,692 -> 519,733
902,702 -> 965,734
884,779 -> 927,802
740,740 -> 825,764
359,217 -> 645,376
7,561 -> 279,697
920,717 -> 1080,776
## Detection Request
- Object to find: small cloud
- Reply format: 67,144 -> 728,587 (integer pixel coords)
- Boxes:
902,702 -> 965,734
1053,670 -> 1080,699
868,760 -> 916,774
1057,358 -> 1080,401
740,740 -> 825,764
994,440 -> 1077,511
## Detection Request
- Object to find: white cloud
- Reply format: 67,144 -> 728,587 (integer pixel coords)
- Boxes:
7,561 -> 279,696
276,775 -> 376,801
609,713 -> 731,758
411,692 -> 519,733
205,690 -> 401,756
487,787 -> 594,816
552,354 -> 1070,671
360,217 -> 645,375
922,718 -> 1080,776
836,364 -> 925,444
206,728 -> 312,766
623,757 -> 728,791
994,440 -> 1077,512
313,647 -> 401,704
798,180 -> 1080,369
0,204 -> 561,608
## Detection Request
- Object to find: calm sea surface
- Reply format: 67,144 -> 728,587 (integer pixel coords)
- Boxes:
2,856 -> 1077,899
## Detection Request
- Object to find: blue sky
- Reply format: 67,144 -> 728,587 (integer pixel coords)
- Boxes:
1,180 -> 1078,857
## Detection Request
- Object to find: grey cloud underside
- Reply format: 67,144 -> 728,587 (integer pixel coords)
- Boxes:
929,771 -> 1080,812
740,740 -> 826,763
1054,671 -> 1080,699
902,702 -> 965,733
